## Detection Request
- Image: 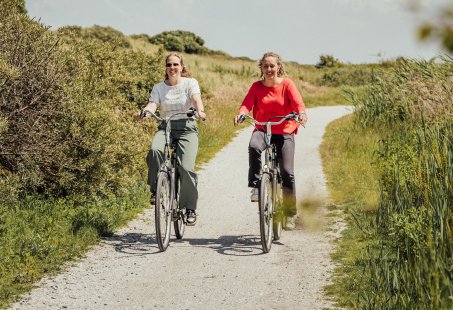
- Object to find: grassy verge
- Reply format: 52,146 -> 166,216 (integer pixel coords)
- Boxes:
0,183 -> 149,309
321,57 -> 452,309
320,114 -> 381,307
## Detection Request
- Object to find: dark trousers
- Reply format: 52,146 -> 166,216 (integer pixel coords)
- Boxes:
248,130 -> 297,216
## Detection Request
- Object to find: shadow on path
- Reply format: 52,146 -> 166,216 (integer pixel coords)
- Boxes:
106,233 -> 277,256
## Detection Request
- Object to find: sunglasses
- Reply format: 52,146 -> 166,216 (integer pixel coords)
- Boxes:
166,63 -> 180,67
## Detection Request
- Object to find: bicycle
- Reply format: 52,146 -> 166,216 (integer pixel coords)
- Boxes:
238,112 -> 300,253
141,108 -> 198,252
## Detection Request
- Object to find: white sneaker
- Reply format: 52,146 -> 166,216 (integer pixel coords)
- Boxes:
250,188 -> 259,202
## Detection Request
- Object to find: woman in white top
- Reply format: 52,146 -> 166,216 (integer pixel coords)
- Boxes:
139,53 -> 206,225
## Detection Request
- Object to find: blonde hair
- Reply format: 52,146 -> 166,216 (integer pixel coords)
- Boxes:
258,52 -> 286,79
165,53 -> 191,80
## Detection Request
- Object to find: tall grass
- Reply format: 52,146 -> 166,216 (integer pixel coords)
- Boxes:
324,56 -> 453,309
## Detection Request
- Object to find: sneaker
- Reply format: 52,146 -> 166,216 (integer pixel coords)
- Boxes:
186,209 -> 197,226
285,215 -> 298,231
250,188 -> 259,202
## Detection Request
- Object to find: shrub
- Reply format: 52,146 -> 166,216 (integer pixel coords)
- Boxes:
318,67 -> 374,87
58,25 -> 131,48
0,7 -> 165,200
0,8 -> 68,195
150,30 -> 209,54
315,54 -> 343,68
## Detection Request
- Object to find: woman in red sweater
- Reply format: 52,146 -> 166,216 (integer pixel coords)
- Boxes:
234,52 -> 308,230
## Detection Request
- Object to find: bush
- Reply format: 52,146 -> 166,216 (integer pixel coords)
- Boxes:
150,30 -> 209,54
0,7 -> 165,200
318,67 -> 374,87
315,54 -> 343,68
0,8 -> 68,195
58,25 -> 131,48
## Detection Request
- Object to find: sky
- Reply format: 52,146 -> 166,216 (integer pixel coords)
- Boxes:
25,0 -> 449,65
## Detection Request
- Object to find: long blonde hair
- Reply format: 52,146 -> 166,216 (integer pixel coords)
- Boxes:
258,52 -> 286,79
164,53 -> 191,80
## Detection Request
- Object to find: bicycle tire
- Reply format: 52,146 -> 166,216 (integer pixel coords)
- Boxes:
273,184 -> 284,240
174,207 -> 185,239
155,171 -> 172,251
273,216 -> 283,241
172,177 -> 185,239
259,173 -> 273,253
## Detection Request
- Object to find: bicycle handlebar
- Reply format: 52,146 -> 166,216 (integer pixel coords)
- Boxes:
238,112 -> 300,126
140,108 -> 198,122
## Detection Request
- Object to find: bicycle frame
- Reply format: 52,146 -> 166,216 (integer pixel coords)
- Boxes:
239,112 -> 300,251
142,108 -> 197,217
241,113 -> 298,199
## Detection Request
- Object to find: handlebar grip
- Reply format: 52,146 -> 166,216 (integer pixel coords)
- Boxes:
186,107 -> 197,118
238,114 -> 247,123
285,112 -> 297,120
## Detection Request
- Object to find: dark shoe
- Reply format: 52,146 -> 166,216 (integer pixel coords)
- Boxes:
186,209 -> 197,226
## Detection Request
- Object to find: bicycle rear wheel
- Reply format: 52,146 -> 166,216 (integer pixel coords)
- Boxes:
259,173 -> 273,253
173,178 -> 185,239
155,171 -> 172,251
174,208 -> 185,239
273,184 -> 284,240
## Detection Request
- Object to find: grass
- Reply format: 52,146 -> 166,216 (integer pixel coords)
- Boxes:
321,114 -> 381,210
320,57 -> 453,309
320,114 -> 381,308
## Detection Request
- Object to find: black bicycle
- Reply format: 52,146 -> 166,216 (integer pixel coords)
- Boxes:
141,108 -> 198,252
238,112 -> 300,253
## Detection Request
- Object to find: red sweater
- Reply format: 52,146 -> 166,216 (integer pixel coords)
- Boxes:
239,78 -> 305,134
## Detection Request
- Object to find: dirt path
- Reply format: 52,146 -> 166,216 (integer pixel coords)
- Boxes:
10,105 -> 352,310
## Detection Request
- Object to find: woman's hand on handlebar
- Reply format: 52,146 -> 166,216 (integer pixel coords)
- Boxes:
298,111 -> 308,126
234,113 -> 246,126
134,111 -> 144,122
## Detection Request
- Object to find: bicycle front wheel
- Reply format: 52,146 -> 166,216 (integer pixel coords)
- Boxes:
155,171 -> 172,251
259,173 -> 273,253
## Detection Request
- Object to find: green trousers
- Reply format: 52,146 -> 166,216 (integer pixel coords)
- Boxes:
147,119 -> 199,210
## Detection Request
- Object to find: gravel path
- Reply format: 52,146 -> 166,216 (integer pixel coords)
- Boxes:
10,105 -> 352,310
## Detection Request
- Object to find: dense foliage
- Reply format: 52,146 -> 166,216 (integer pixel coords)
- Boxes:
140,30 -> 228,56
58,25 -> 131,48
0,10 -> 164,202
149,30 -> 207,54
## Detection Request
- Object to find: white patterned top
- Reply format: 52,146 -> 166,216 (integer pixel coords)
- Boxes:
149,77 -> 201,120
